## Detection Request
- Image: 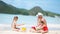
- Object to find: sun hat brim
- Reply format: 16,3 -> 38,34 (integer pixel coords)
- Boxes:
36,13 -> 43,16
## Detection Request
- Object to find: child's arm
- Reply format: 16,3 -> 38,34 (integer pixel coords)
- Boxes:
41,24 -> 46,29
42,19 -> 47,25
16,24 -> 24,26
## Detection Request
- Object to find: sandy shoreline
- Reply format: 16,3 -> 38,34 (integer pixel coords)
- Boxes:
0,24 -> 60,34
0,30 -> 60,34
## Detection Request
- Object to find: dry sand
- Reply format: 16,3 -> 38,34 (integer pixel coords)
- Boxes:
0,30 -> 60,34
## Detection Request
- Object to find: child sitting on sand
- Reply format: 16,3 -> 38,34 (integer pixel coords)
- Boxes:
31,20 -> 48,33
36,20 -> 48,34
30,13 -> 48,34
11,16 -> 24,31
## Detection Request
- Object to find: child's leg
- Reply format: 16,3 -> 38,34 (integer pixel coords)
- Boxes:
13,28 -> 20,32
30,28 -> 36,32
41,30 -> 48,34
13,29 -> 18,31
30,26 -> 36,32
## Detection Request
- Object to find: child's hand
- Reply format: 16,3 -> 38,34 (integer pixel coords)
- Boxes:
22,24 -> 24,25
20,24 -> 24,26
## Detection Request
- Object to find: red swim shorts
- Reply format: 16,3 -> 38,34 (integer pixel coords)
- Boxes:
43,26 -> 48,31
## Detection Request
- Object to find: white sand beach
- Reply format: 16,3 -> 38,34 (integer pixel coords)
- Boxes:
0,30 -> 60,34
0,24 -> 60,34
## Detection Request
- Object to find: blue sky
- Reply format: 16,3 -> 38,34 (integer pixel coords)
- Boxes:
1,0 -> 60,14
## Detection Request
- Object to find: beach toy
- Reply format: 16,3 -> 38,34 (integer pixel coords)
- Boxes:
36,27 -> 41,30
21,27 -> 26,32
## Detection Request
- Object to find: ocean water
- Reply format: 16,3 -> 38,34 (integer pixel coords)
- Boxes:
0,14 -> 60,31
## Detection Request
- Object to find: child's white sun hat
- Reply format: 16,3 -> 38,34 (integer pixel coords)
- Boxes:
36,12 -> 43,16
